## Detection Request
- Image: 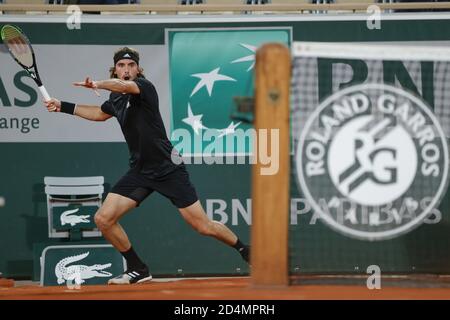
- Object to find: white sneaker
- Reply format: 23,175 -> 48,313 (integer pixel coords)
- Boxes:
108,267 -> 152,285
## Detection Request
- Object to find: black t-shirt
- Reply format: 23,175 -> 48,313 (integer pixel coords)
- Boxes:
101,77 -> 181,177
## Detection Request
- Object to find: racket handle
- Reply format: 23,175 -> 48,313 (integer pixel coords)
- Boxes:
38,85 -> 51,101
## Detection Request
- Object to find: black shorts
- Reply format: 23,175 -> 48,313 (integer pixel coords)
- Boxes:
110,165 -> 198,208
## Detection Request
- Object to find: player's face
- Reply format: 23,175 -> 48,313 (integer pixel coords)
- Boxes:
115,59 -> 139,81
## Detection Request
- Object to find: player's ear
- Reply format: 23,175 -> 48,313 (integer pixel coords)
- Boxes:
138,66 -> 145,78
109,66 -> 118,79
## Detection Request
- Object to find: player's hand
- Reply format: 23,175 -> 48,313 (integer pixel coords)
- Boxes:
73,77 -> 100,96
44,98 -> 61,112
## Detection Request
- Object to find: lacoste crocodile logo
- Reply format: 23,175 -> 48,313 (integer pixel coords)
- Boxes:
55,252 -> 112,285
60,208 -> 90,227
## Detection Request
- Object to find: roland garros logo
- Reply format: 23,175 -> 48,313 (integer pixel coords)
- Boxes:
296,83 -> 449,240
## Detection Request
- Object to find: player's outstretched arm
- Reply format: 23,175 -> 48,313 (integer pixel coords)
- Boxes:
44,98 -> 112,122
73,77 -> 140,95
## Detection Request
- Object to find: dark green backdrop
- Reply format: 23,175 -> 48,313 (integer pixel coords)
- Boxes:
2,16 -> 450,279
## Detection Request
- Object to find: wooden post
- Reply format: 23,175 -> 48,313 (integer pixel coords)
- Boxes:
251,43 -> 291,286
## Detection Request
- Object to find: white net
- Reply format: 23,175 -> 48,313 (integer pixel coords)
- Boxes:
289,42 -> 450,275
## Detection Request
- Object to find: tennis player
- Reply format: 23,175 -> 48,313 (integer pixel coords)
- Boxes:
44,47 -> 250,285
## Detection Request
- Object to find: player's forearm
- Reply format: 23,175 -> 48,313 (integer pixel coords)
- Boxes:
73,104 -> 109,122
96,79 -> 137,94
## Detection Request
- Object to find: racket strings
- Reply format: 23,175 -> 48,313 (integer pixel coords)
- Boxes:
1,25 -> 33,67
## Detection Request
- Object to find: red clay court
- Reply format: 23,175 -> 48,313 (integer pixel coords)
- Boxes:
2,275 -> 450,300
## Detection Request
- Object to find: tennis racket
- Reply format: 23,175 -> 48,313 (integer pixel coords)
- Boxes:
1,24 -> 52,107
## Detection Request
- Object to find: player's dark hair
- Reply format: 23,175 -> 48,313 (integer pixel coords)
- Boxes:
109,47 -> 145,79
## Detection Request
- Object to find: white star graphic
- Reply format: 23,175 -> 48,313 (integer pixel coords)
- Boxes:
217,121 -> 241,138
182,103 -> 207,135
190,67 -> 236,97
231,43 -> 257,72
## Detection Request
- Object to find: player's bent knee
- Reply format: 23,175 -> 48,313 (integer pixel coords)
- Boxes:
195,222 -> 215,237
94,212 -> 115,231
